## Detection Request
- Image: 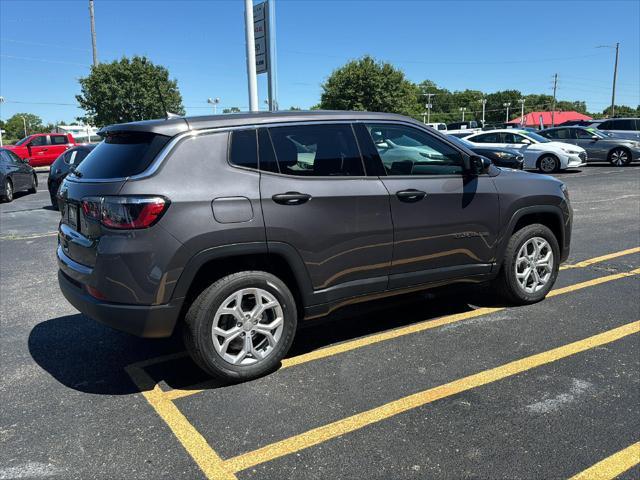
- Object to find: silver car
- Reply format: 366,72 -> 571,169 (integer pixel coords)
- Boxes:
539,126 -> 640,166
589,118 -> 640,141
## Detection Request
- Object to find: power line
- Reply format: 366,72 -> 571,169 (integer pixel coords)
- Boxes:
0,54 -> 90,68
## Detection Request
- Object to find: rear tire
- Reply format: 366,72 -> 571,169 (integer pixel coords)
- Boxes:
537,155 -> 560,173
183,271 -> 297,382
1,178 -> 13,203
495,223 -> 560,305
28,174 -> 37,194
608,147 -> 631,166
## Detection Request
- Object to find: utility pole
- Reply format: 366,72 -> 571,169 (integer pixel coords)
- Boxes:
503,102 -> 511,123
421,92 -> 435,123
0,96 -> 4,146
267,0 -> 278,111
610,42 -> 619,117
480,98 -> 487,126
551,73 -> 558,127
518,98 -> 525,125
459,107 -> 467,122
244,0 -> 259,112
88,0 -> 98,66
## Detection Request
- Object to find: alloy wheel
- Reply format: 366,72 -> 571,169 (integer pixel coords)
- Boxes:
515,237 -> 554,293
5,180 -> 13,201
539,156 -> 558,173
610,149 -> 629,166
211,288 -> 284,365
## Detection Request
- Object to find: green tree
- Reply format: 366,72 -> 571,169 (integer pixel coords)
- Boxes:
319,55 -> 420,116
288,106 -> 302,111
601,104 -> 639,117
76,55 -> 185,126
484,90 -> 523,123
4,113 -> 44,139
222,107 -> 241,113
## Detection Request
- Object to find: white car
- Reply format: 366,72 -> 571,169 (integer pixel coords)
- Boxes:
464,129 -> 587,173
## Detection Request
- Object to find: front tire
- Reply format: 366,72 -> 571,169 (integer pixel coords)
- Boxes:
183,271 -> 297,382
608,148 -> 631,166
495,223 -> 560,305
537,155 -> 560,173
2,178 -> 13,202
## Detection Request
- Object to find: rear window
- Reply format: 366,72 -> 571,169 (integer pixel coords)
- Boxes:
74,132 -> 170,179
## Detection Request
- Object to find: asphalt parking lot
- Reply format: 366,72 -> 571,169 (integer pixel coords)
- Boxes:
1,166 -> 639,480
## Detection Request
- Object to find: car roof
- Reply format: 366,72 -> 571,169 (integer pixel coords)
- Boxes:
469,128 -> 528,135
98,110 -> 423,137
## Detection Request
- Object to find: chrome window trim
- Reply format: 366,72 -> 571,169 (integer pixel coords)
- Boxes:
68,117 -> 469,183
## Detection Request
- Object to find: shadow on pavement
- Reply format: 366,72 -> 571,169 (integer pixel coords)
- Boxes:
29,284 -> 501,395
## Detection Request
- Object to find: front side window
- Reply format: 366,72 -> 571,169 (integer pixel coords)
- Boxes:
552,128 -> 573,140
29,136 -> 47,146
229,129 -> 258,170
268,124 -> 364,177
366,123 -> 464,176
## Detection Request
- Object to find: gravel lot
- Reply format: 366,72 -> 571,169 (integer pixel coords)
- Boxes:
1,166 -> 639,479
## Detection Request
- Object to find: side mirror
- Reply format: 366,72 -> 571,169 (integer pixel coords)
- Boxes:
468,155 -> 491,175
520,138 -> 532,145
591,135 -> 599,140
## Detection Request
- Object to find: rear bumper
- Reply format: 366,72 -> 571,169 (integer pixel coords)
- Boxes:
58,268 -> 182,338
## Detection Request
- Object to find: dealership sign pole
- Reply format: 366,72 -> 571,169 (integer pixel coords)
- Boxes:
253,1 -> 277,111
244,0 -> 259,112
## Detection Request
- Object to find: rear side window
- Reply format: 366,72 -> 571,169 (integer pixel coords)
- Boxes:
30,136 -> 47,146
470,132 -> 499,143
51,135 -> 68,145
268,124 -> 364,177
74,132 -> 170,179
229,129 -> 258,170
609,119 -> 635,130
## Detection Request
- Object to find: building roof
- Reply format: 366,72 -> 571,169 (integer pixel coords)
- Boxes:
507,111 -> 592,127
98,110 -> 421,137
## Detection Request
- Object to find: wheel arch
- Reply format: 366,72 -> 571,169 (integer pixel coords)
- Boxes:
173,242 -> 313,321
536,152 -> 560,170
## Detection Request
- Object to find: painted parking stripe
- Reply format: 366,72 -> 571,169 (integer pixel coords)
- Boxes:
560,246 -> 640,270
164,266 -> 640,401
224,321 -> 640,473
568,441 -> 640,480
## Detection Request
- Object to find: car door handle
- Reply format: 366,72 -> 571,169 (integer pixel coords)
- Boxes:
272,192 -> 312,205
396,189 -> 426,203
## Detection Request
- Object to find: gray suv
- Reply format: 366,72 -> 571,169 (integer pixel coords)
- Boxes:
57,111 -> 572,381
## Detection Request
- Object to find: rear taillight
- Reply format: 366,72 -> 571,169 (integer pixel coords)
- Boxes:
81,196 -> 169,229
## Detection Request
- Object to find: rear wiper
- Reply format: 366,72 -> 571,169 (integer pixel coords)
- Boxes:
69,166 -> 83,178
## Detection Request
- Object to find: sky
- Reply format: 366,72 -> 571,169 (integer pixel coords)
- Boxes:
1,0 -> 639,124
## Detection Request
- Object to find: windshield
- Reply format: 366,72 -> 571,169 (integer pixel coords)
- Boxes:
522,131 -> 550,143
447,135 -> 474,149
15,136 -> 32,146
585,127 -> 608,138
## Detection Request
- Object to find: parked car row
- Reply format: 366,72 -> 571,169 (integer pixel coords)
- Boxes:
0,148 -> 38,202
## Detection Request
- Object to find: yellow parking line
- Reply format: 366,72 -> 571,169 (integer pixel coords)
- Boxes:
568,441 -> 640,480
560,246 -> 640,270
164,267 -> 640,401
224,321 -> 640,473
125,363 -> 236,480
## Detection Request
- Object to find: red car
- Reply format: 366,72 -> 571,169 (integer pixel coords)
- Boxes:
4,133 -> 76,167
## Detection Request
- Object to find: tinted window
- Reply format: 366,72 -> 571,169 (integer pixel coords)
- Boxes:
4,150 -> 22,163
552,128 -> 573,139
29,136 -> 47,146
51,135 -> 68,145
542,130 -> 558,139
268,124 -> 364,176
610,119 -> 635,130
366,123 -> 464,176
74,132 -> 170,179
470,132 -> 500,143
229,129 -> 258,170
0,151 -> 12,164
257,128 -> 279,173
74,149 -> 90,164
576,128 -> 597,139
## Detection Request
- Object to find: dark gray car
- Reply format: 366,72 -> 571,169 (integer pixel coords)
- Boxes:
56,111 -> 572,381
539,126 -> 640,166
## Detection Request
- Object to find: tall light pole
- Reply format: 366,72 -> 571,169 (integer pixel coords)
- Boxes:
551,73 -> 558,127
207,97 -> 221,114
503,102 -> 511,122
421,92 -> 435,124
459,107 -> 467,122
518,98 -> 525,125
597,43 -> 620,117
479,98 -> 487,126
88,0 -> 98,66
19,115 -> 28,137
244,0 -> 259,112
